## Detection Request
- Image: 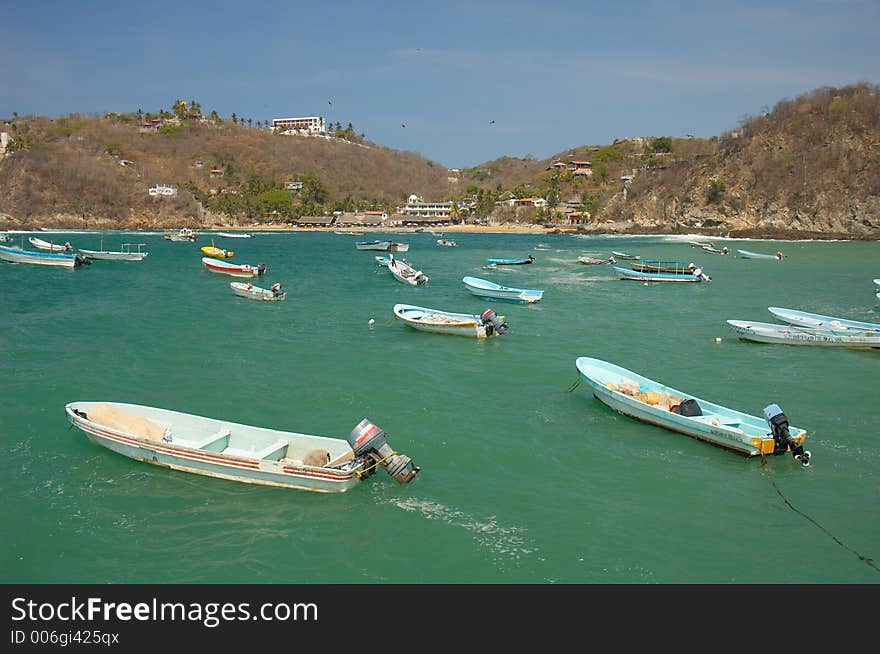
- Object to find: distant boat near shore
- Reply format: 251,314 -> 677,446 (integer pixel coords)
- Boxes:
216,231 -> 253,239
737,248 -> 784,260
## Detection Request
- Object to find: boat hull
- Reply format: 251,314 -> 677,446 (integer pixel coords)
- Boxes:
577,256 -> 612,265
388,259 -> 428,285
737,249 -> 781,260
356,240 -> 391,251
611,251 -> 640,260
216,232 -> 253,239
575,357 -> 807,457
78,249 -> 148,261
0,245 -> 77,267
462,276 -> 543,303
230,282 -> 286,301
65,402 -> 362,493
727,320 -> 880,348
393,303 -> 500,337
631,261 -> 694,274
29,236 -> 71,252
201,247 -> 234,259
487,257 -> 534,265
614,266 -> 702,282
202,257 -> 261,277
766,307 -> 880,332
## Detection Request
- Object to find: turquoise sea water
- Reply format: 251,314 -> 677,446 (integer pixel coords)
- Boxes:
1,230 -> 877,584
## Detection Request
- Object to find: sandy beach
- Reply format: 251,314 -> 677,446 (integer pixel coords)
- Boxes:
206,223 -> 570,235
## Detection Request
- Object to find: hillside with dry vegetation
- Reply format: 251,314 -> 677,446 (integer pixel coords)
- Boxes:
1,83 -> 878,238
598,83 -> 880,238
0,111 -> 455,229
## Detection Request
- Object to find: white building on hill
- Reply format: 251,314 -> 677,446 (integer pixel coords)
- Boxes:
401,194 -> 453,218
272,116 -> 326,134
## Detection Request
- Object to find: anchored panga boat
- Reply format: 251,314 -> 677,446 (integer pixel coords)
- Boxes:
65,402 -> 420,492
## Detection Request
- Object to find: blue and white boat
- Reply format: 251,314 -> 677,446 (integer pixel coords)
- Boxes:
574,357 -> 811,463
65,402 -> 419,493
0,244 -> 88,267
767,307 -> 880,333
614,266 -> 709,282
487,255 -> 535,265
462,276 -> 543,304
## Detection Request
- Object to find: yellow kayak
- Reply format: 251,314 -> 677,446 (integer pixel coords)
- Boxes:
201,245 -> 234,259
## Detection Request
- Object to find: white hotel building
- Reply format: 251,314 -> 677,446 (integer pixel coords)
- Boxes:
401,194 -> 452,219
271,116 -> 326,134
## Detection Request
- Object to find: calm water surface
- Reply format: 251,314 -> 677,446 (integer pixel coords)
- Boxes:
1,230 -> 877,583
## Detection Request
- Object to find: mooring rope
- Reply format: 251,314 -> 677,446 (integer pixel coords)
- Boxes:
761,454 -> 878,573
566,377 -> 582,393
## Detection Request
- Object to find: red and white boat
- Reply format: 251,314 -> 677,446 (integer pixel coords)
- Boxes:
201,256 -> 265,278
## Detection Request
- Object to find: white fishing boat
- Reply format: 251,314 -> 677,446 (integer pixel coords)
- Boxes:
0,233 -> 11,243
387,256 -> 428,285
375,255 -> 405,267
202,257 -> 266,278
164,227 -> 198,242
726,320 -> 880,349
737,249 -> 783,260
0,244 -> 89,267
78,242 -> 148,261
388,241 -> 410,253
393,303 -> 508,338
437,238 -> 457,247
578,255 -> 615,265
29,236 -> 73,252
611,250 -> 640,260
462,276 -> 543,304
65,402 -> 420,493
230,282 -> 286,301
216,231 -> 253,239
767,307 -> 880,332
356,240 -> 392,251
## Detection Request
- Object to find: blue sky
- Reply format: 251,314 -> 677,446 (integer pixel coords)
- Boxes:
2,0 -> 878,168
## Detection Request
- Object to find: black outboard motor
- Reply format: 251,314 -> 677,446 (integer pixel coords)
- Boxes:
74,254 -> 91,266
763,404 -> 810,466
347,418 -> 420,484
480,308 -> 509,336
257,263 -> 267,276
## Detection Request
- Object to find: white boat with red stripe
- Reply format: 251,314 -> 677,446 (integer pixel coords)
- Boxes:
201,256 -> 266,277
65,402 -> 420,493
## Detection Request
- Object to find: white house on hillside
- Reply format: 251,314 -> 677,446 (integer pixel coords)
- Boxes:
272,116 -> 326,134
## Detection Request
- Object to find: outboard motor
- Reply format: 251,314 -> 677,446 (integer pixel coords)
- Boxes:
257,263 -> 267,276
74,254 -> 91,266
415,272 -> 429,285
693,266 -> 711,282
763,404 -> 810,466
480,308 -> 509,336
347,418 -> 420,484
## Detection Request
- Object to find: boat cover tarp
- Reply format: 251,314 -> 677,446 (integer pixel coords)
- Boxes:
87,403 -> 168,443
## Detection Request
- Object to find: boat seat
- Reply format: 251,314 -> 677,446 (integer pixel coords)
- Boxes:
222,439 -> 288,461
176,427 -> 231,452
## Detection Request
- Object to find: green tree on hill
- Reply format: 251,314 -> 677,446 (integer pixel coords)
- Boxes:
650,136 -> 672,153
